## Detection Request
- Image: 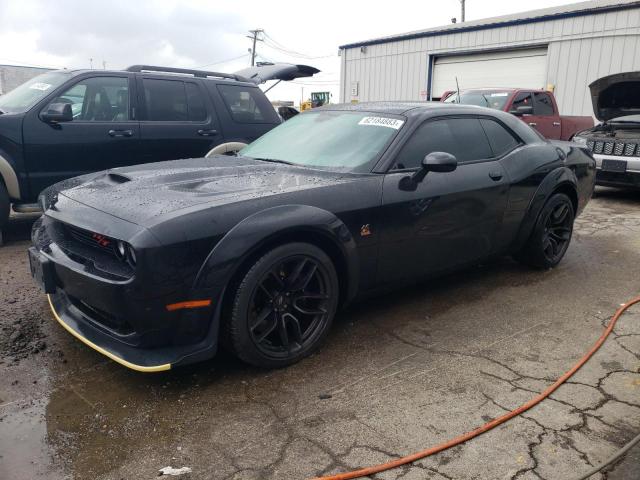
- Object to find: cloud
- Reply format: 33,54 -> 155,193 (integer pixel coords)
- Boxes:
0,0 -> 248,69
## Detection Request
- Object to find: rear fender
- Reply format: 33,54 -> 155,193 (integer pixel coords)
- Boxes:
513,166 -> 578,251
193,204 -> 358,299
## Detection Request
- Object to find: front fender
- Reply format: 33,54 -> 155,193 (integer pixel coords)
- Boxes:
193,204 -> 358,299
513,166 -> 578,251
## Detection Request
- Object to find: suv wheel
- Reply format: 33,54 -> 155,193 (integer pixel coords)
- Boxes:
226,242 -> 339,368
516,193 -> 575,269
0,182 -> 9,231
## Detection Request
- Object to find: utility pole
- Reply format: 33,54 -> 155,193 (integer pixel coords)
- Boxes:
247,29 -> 264,66
460,0 -> 466,22
89,58 -> 93,69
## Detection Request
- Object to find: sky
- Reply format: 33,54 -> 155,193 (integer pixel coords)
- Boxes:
0,0 -> 576,105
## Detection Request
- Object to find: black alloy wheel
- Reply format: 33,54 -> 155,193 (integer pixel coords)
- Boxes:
227,243 -> 338,368
516,193 -> 575,269
541,200 -> 573,264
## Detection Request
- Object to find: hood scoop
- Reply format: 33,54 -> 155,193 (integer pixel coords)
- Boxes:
105,172 -> 132,184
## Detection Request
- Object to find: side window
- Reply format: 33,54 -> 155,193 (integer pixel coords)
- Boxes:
216,84 -> 279,124
393,118 -> 493,170
143,79 -> 188,121
533,92 -> 554,116
186,83 -> 207,121
479,119 -> 520,157
511,92 -> 533,112
47,77 -> 129,121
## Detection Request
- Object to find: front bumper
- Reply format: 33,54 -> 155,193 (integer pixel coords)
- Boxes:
594,154 -> 640,189
31,211 -> 222,372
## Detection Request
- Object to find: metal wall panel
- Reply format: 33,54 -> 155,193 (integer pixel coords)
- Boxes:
341,7 -> 640,116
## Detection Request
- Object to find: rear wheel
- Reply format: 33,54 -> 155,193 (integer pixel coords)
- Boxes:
0,182 -> 9,232
226,242 -> 338,368
516,193 -> 575,269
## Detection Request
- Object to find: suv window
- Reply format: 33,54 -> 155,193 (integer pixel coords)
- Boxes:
46,76 -> 129,122
217,84 -> 279,124
533,92 -> 554,116
512,92 -> 533,112
186,83 -> 207,121
143,78 -> 188,121
393,118 -> 493,170
479,119 -> 520,157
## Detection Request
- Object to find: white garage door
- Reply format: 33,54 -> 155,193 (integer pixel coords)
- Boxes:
432,48 -> 548,98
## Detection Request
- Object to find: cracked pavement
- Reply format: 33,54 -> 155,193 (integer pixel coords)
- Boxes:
1,188 -> 639,480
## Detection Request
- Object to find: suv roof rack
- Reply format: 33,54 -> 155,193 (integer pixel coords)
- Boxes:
125,65 -> 246,81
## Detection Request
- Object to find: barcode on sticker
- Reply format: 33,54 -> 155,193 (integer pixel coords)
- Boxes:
358,117 -> 404,129
29,83 -> 52,91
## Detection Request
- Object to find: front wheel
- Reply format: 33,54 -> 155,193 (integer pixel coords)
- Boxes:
516,193 -> 575,269
225,242 -> 339,368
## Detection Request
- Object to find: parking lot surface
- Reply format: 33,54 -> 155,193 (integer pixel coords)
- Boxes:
1,188 -> 639,480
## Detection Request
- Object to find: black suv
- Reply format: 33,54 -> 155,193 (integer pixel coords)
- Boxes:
0,63 -> 318,231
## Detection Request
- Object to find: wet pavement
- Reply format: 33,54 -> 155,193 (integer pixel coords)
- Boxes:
1,188 -> 639,480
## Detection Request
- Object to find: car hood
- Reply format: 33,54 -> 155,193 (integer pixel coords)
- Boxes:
589,71 -> 640,121
235,63 -> 320,85
53,156 -> 351,227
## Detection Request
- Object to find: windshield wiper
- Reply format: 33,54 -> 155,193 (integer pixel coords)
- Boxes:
252,157 -> 296,166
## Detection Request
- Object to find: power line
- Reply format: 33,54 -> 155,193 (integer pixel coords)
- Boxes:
262,31 -> 335,60
194,53 -> 250,69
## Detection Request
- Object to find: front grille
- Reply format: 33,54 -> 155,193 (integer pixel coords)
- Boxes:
66,225 -> 118,255
589,139 -> 638,157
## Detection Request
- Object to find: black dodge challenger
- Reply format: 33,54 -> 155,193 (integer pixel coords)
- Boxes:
29,102 -> 595,371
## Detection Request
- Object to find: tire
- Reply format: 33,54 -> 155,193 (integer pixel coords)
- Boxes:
226,242 -> 339,368
516,193 -> 575,269
0,182 -> 9,231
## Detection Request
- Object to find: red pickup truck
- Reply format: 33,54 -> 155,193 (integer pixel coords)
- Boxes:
442,88 -> 593,140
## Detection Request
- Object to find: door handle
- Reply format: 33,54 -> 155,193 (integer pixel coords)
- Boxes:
108,129 -> 133,137
197,129 -> 218,137
489,171 -> 503,181
528,122 -> 537,127
553,121 -> 561,126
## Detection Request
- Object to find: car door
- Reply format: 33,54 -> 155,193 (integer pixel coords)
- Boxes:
22,73 -> 140,197
531,91 -> 561,140
376,116 -> 510,286
137,76 -> 221,162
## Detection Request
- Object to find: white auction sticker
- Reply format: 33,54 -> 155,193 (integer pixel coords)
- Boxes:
29,83 -> 52,91
490,92 -> 509,97
358,116 -> 404,129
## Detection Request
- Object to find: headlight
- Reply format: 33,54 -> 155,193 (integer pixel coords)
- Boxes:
116,241 -> 126,259
572,135 -> 588,146
126,246 -> 137,267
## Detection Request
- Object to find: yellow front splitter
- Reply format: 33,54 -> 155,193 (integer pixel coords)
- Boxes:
47,294 -> 171,373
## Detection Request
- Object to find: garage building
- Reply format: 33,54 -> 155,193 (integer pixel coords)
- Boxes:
0,64 -> 51,95
339,0 -> 640,116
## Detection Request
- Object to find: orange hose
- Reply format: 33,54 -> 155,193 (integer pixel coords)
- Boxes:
312,295 -> 640,480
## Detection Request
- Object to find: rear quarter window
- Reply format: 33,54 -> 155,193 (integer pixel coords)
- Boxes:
479,119 -> 521,157
216,84 -> 279,124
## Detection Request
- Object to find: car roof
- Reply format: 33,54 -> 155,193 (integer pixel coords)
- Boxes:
319,101 -> 497,116
52,68 -> 256,86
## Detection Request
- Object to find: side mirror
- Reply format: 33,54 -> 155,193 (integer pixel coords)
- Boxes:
399,152 -> 458,191
509,105 -> 533,116
41,103 -> 73,123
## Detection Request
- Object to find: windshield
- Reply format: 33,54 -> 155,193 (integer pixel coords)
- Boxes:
0,72 -> 70,114
444,90 -> 511,110
240,111 -> 404,172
